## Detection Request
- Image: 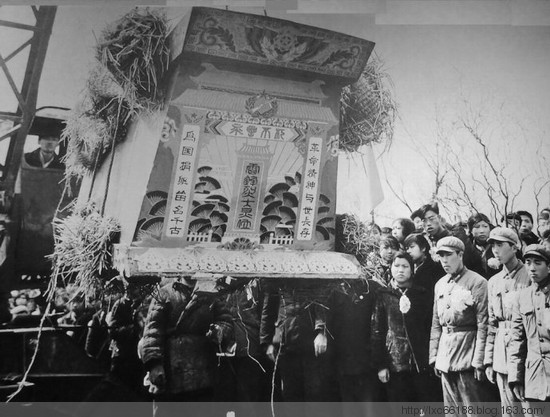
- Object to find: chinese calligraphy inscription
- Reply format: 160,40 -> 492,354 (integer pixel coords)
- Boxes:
165,124 -> 200,238
296,137 -> 323,241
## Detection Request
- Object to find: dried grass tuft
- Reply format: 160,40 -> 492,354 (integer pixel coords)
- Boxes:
50,201 -> 121,299
96,8 -> 170,118
62,102 -> 111,177
87,64 -> 125,99
340,54 -> 398,153
62,8 -> 169,179
337,213 -> 381,279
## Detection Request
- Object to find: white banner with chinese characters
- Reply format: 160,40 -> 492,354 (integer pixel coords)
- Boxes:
165,124 -> 200,238
296,137 -> 323,241
233,161 -> 265,232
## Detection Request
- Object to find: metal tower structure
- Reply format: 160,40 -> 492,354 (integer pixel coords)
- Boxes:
0,6 -> 57,209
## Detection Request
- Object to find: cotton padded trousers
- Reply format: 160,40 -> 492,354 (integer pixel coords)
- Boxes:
441,370 -> 489,415
496,372 -> 534,417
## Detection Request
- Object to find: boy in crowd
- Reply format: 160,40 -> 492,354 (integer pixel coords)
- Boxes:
377,235 -> 400,286
516,211 -> 540,249
508,245 -> 550,405
420,203 -> 484,275
483,228 -> 531,416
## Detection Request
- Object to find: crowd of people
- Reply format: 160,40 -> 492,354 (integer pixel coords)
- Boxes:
8,289 -> 42,319
2,203 -> 549,415
5,285 -> 93,327
94,203 -> 549,415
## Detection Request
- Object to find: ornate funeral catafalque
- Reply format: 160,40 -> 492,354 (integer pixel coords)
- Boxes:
70,7 -> 376,285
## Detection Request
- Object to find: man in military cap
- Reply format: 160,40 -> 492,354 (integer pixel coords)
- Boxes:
429,236 -> 490,411
508,244 -> 550,404
483,228 -> 531,416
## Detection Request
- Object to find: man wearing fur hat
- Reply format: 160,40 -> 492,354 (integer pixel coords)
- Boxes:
483,228 -> 531,416
430,236 -> 490,411
508,245 -> 550,404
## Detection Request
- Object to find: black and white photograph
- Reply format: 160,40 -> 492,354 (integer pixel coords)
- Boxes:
0,1 -> 549,416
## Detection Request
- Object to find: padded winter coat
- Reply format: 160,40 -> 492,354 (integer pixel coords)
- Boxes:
371,284 -> 432,373
260,281 -> 329,355
329,279 -> 381,375
483,261 -> 530,374
140,282 -> 232,394
429,268 -> 488,372
507,281 -> 550,401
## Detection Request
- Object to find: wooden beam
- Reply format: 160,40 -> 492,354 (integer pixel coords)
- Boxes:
3,7 -> 57,193
31,6 -> 40,20
0,124 -> 21,142
0,112 -> 22,122
0,53 -> 28,111
0,20 -> 38,32
5,38 -> 32,63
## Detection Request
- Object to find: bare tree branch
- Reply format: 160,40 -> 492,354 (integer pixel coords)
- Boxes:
380,160 -> 413,212
510,176 -> 528,213
534,178 -> 550,217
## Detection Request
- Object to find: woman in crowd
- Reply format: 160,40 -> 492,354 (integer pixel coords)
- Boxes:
403,233 -> 446,299
371,252 -> 442,402
391,218 -> 416,249
468,213 -> 500,278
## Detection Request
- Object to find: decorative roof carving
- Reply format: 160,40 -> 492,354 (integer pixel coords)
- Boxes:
181,7 -> 374,82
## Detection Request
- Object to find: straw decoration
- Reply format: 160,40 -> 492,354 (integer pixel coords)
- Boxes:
340,55 -> 397,153
50,201 -> 120,299
62,8 -> 169,179
96,8 -> 169,116
336,213 -> 381,278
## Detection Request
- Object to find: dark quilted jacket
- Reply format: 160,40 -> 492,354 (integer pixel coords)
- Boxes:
140,282 -> 232,393
109,297 -> 142,363
260,281 -> 329,355
329,279 -> 382,375
413,256 -> 446,300
371,284 -> 432,373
